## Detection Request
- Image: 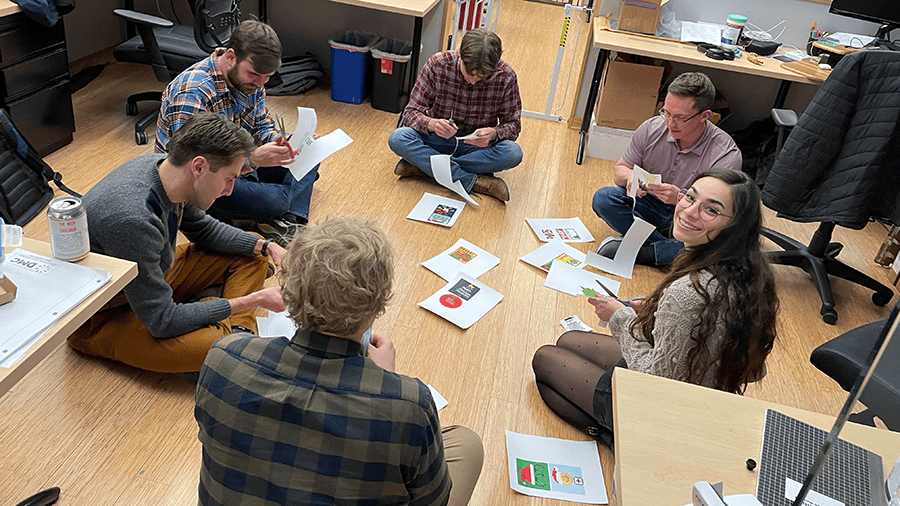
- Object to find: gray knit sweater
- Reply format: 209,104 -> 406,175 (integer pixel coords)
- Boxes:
82,154 -> 259,338
609,271 -> 724,387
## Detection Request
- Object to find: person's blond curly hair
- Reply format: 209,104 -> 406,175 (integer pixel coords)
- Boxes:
280,216 -> 394,337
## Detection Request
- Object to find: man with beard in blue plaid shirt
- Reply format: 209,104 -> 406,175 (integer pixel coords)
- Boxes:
195,216 -> 483,505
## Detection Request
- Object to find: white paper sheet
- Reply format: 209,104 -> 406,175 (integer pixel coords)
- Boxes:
0,249 -> 112,368
430,154 -> 478,205
544,260 -> 621,298
785,478 -> 844,506
417,273 -> 503,329
629,164 -> 662,201
526,218 -> 594,243
560,315 -> 593,332
427,385 -> 449,411
585,217 -> 656,279
680,21 -> 722,44
407,193 -> 466,227
256,310 -> 298,338
506,431 -> 608,504
520,240 -> 587,273
286,107 -> 353,181
421,238 -> 499,281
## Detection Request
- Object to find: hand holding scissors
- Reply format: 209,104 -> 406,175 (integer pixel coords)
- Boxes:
275,114 -> 294,153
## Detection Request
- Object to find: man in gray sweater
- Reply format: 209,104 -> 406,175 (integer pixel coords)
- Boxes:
68,113 -> 286,373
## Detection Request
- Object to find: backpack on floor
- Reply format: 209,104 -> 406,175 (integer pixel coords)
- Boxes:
266,52 -> 325,96
0,110 -> 79,226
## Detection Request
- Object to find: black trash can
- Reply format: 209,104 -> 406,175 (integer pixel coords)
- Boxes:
370,38 -> 414,113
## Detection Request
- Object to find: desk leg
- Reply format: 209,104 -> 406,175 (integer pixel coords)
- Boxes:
774,80 -> 791,109
396,16 -> 425,127
576,48 -> 609,165
258,0 -> 267,22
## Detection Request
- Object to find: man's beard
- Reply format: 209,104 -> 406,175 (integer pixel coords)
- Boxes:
227,66 -> 258,95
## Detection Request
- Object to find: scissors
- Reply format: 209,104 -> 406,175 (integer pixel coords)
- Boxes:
274,114 -> 293,153
595,279 -> 633,307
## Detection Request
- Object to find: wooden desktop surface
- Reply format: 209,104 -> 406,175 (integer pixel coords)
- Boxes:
593,18 -> 825,86
0,0 -> 20,17
612,368 -> 900,506
327,0 -> 441,17
0,238 -> 137,396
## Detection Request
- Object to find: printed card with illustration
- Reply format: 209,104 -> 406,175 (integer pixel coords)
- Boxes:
526,218 -> 594,243
544,259 -> 622,298
506,431 -> 607,503
418,273 -> 503,329
407,193 -> 466,227
421,238 -> 500,281
520,240 -> 587,274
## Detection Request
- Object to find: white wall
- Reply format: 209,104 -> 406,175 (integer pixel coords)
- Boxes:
577,0 -> 884,132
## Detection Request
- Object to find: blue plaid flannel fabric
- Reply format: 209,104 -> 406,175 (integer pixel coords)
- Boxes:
155,50 -> 277,154
195,330 -> 451,505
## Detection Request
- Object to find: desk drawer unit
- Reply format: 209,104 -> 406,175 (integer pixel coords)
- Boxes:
0,12 -> 74,156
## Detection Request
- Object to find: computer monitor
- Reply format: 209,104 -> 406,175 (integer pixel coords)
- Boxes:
829,0 -> 900,42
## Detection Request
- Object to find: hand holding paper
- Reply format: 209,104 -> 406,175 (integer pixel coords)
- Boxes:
286,107 -> 353,182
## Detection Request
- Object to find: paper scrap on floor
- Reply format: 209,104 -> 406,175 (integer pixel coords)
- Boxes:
418,272 -> 503,329
585,217 -> 655,279
544,260 -> 621,298
430,154 -> 478,205
526,217 -> 594,243
680,21 -> 722,45
407,192 -> 466,227
0,249 -> 111,368
520,240 -> 587,273
287,106 -> 353,181
561,315 -> 593,332
506,431 -> 608,504
421,238 -> 499,281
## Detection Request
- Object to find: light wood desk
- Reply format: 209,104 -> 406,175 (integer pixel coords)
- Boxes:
0,0 -> 20,16
576,18 -> 826,163
611,368 -> 900,506
0,238 -> 137,396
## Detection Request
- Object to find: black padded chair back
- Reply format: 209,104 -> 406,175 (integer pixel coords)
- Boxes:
193,0 -> 242,53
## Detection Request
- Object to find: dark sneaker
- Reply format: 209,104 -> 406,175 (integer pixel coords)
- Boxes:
596,236 -> 623,258
471,174 -> 510,202
394,159 -> 425,178
257,213 -> 307,247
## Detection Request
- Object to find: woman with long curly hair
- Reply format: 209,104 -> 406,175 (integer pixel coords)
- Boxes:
532,169 -> 778,448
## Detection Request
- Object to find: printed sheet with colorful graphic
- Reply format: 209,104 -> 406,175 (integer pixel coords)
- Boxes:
417,273 -> 503,329
506,431 -> 608,503
421,238 -> 500,281
525,218 -> 594,243
407,193 -> 466,227
519,240 -> 587,273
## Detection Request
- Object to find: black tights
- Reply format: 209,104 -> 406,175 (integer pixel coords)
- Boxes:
532,331 -> 623,444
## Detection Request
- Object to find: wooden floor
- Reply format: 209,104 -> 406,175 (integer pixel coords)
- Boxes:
2,2 -> 897,504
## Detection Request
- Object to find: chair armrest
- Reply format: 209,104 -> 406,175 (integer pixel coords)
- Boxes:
113,9 -> 174,28
770,108 -> 798,129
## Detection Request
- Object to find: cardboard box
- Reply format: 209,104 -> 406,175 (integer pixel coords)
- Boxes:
586,116 -> 634,161
595,59 -> 664,131
618,0 -> 662,35
0,276 -> 17,306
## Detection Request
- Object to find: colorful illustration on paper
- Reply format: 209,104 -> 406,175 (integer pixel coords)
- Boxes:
581,287 -> 598,297
540,253 -> 582,272
448,278 -> 480,300
428,204 -> 458,224
516,459 -> 586,495
449,246 -> 477,264
556,228 -> 581,241
542,229 -> 555,240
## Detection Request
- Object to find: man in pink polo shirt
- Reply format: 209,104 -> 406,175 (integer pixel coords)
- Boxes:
592,72 -> 742,267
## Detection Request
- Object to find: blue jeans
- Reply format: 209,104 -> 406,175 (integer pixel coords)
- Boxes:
388,127 -> 523,191
208,164 -> 318,223
592,185 -> 684,266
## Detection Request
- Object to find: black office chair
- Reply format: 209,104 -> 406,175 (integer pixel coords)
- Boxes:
14,487 -> 60,506
810,310 -> 900,431
760,50 -> 900,325
112,0 -> 242,145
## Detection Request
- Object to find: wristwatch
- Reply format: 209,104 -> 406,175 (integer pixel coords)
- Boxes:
261,238 -> 274,256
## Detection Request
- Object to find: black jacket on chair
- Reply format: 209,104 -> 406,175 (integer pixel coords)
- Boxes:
762,50 -> 900,230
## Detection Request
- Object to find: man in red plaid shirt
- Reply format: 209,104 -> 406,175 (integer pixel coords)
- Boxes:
388,29 -> 523,202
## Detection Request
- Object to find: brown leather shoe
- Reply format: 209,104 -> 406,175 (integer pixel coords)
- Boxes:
393,159 -> 425,178
471,174 -> 510,202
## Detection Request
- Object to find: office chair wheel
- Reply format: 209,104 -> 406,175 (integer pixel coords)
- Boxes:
126,102 -> 138,116
873,291 -> 892,306
135,130 -> 148,145
820,307 -> 838,325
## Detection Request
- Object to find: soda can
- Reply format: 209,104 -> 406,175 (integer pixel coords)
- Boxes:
47,196 -> 90,261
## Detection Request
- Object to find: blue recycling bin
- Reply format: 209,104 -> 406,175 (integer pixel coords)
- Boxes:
328,30 -> 380,104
